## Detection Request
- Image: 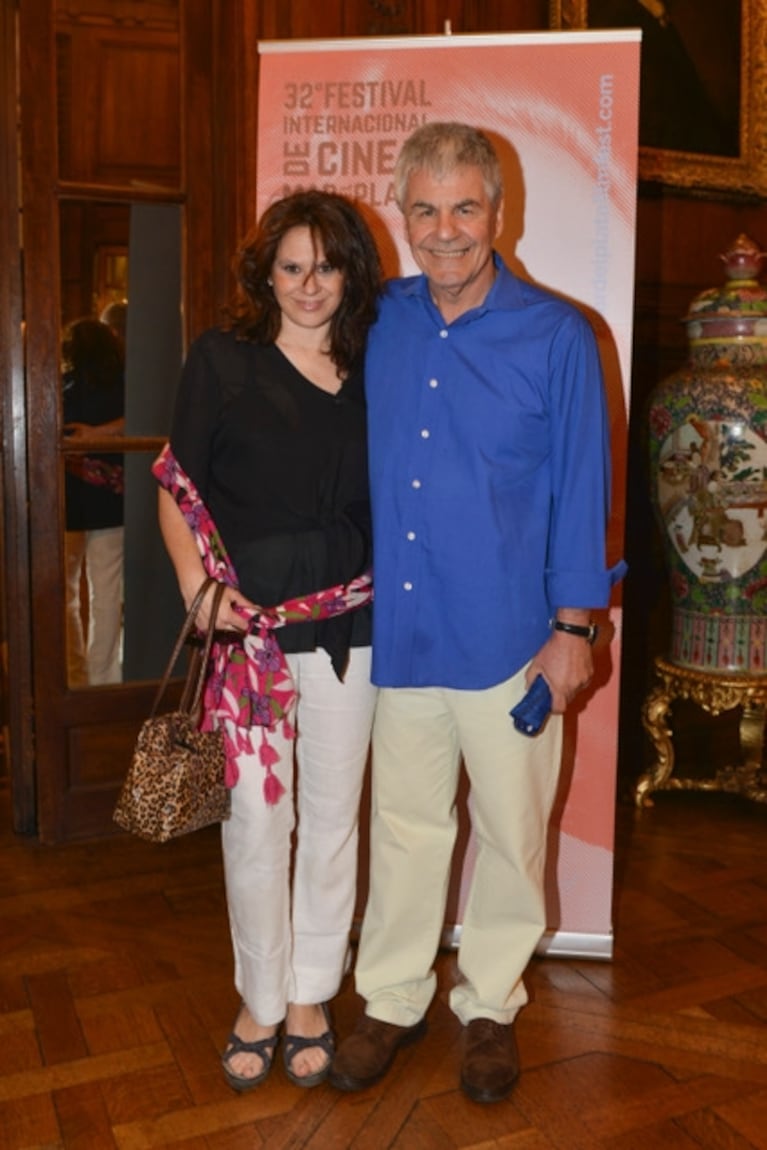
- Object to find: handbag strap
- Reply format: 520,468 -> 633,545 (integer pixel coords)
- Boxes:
149,576 -> 227,719
181,580 -> 227,720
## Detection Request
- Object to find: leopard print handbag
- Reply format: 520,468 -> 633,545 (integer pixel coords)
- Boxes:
113,577 -> 231,843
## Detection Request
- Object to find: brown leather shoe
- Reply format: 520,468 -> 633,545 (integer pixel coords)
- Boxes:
460,1018 -> 519,1103
328,1014 -> 427,1091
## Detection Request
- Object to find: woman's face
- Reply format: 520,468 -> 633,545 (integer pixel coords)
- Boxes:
270,226 -> 345,338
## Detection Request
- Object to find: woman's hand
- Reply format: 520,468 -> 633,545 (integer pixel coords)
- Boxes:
187,577 -> 260,634
63,417 -> 125,440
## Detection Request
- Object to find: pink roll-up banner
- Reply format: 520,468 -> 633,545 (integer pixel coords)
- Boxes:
257,31 -> 640,959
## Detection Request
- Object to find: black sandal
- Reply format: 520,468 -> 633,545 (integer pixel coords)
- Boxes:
282,1003 -> 335,1088
221,1029 -> 279,1093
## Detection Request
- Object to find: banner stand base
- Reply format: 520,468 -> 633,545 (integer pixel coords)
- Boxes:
440,924 -> 614,962
353,919 -> 613,961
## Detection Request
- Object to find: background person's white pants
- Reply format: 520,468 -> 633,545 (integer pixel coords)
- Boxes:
221,645 -> 377,1027
355,663 -> 563,1029
65,526 -> 124,686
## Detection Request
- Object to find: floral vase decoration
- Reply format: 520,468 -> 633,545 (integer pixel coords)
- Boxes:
648,234 -> 767,674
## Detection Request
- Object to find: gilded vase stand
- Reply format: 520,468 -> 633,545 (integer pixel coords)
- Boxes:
636,655 -> 767,808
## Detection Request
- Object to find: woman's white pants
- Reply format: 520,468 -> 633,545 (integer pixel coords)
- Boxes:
221,645 -> 376,1027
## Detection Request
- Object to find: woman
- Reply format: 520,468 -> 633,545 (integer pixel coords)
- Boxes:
157,190 -> 382,1091
62,316 -> 126,686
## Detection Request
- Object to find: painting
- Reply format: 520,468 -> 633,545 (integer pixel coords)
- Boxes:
549,0 -> 767,197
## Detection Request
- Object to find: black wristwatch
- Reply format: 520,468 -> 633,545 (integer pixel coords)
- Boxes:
551,619 -> 599,645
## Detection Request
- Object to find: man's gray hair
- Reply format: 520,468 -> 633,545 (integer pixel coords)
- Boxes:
394,122 -> 503,209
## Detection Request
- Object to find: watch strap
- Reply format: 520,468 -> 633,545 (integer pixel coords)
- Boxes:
552,619 -> 598,645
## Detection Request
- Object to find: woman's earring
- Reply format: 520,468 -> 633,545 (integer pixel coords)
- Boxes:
267,278 -> 273,287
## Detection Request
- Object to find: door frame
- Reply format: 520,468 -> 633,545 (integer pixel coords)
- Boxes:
0,0 -> 35,832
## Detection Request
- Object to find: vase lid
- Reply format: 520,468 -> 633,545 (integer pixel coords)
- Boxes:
684,234 -> 767,332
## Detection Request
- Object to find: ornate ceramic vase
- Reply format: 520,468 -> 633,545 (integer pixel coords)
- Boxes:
648,234 -> 767,675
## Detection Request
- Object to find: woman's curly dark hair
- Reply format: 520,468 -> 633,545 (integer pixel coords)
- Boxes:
226,190 -> 382,376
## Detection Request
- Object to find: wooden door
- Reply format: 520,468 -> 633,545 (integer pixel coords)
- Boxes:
12,0 -> 220,843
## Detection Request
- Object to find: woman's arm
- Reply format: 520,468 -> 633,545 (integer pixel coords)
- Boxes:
158,488 -> 252,632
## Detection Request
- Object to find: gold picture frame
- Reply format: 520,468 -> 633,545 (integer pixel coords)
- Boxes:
549,0 -> 767,197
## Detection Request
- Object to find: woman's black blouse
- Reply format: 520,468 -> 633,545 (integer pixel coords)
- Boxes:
169,327 -> 372,670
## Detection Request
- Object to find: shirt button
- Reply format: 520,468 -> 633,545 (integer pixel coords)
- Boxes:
429,378 -> 439,389
406,531 -> 416,541
420,429 -> 430,439
412,478 -> 421,489
403,581 -> 413,591
440,330 -> 448,339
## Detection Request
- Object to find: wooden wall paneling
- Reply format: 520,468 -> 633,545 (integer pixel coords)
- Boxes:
55,27 -> 93,180
54,0 -> 178,21
209,0 -> 259,313
93,33 -> 180,185
55,20 -> 181,186
253,0 -> 330,40
247,0 -> 553,40
207,0 -> 234,315
414,0 -> 464,34
636,194 -> 767,301
182,0 -> 215,339
0,0 -> 36,829
417,0 -> 549,34
253,0 -> 422,39
489,0 -> 550,29
289,0 -> 346,39
231,0 -> 260,243
248,0 -> 288,41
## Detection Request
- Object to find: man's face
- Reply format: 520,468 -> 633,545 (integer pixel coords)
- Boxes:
401,164 -> 503,318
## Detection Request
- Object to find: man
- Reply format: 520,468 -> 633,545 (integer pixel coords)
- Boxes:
329,123 -> 624,1104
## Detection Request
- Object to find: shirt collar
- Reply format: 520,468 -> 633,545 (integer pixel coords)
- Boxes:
400,252 -> 526,318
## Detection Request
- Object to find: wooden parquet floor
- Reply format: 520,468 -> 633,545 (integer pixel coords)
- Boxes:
2,786 -> 767,1149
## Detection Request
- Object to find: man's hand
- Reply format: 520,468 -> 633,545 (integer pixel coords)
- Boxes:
526,630 -> 594,714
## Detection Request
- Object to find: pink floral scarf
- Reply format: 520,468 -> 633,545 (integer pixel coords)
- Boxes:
152,443 -> 373,805
65,455 -> 124,494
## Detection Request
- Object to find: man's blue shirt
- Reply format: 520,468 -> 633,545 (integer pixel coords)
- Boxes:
365,255 -> 624,690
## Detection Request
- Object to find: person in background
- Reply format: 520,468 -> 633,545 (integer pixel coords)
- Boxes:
329,122 -> 625,1104
100,298 -> 128,346
62,316 -> 126,686
156,190 -> 381,1092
